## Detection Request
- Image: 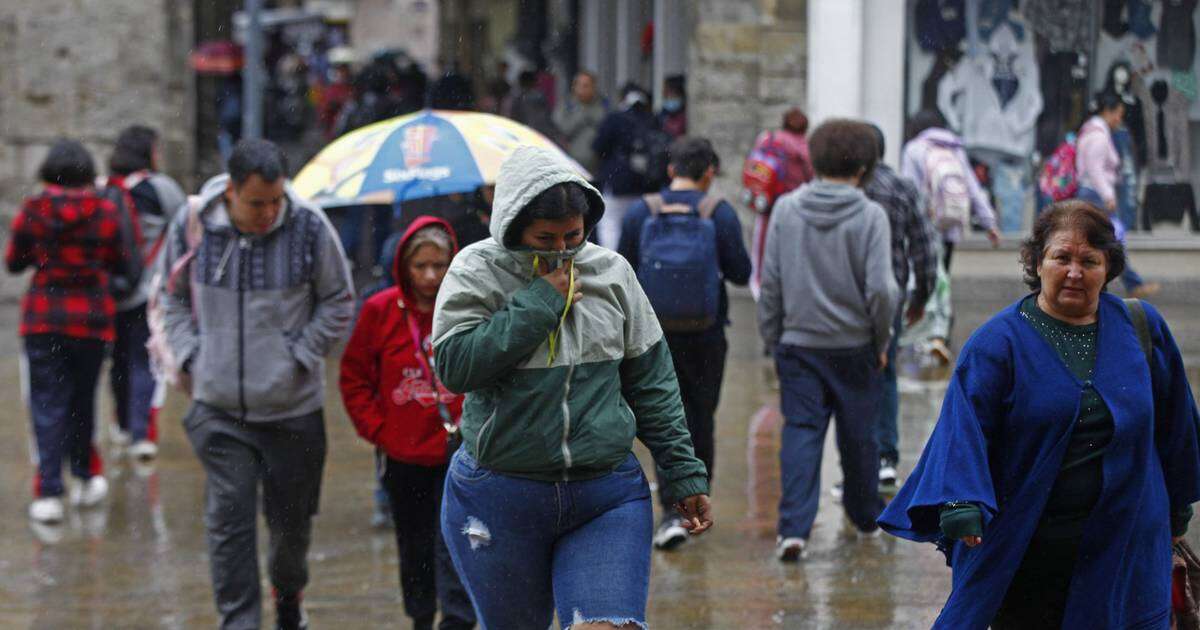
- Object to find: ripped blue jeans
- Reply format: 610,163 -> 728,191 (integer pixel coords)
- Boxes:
441,449 -> 652,629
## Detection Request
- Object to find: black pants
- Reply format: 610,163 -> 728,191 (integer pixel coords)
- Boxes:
991,535 -> 1080,629
654,332 -> 727,509
24,334 -> 107,497
379,456 -> 475,630
110,303 -> 156,441
183,402 -> 327,630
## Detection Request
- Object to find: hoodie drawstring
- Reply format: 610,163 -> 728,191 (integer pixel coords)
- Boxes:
213,237 -> 237,283
533,255 -> 575,367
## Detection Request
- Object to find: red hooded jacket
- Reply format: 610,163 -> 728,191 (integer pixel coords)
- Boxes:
339,216 -> 462,466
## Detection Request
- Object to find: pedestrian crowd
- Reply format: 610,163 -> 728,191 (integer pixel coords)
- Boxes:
6,65 -> 1200,630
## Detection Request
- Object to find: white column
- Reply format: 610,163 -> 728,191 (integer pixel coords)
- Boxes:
652,0 -> 688,107
615,0 -> 635,88
862,0 -> 907,166
806,0 -> 865,128
580,0 -> 617,98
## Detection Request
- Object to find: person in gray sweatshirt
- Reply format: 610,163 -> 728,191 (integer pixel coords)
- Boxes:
159,139 -> 354,629
758,119 -> 900,562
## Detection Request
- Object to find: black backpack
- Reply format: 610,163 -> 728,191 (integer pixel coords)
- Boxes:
99,183 -> 145,303
629,125 -> 673,191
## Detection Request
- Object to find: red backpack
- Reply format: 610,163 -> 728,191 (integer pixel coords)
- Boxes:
742,132 -> 789,214
1039,138 -> 1079,202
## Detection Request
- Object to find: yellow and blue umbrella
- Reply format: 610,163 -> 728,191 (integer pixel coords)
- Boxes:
293,109 -> 587,207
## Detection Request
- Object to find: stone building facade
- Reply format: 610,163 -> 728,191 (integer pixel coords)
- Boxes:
0,0 -> 194,298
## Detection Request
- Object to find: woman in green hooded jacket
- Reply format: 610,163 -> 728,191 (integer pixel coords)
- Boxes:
433,146 -> 711,628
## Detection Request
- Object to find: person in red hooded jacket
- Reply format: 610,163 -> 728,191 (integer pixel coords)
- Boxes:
339,216 -> 475,630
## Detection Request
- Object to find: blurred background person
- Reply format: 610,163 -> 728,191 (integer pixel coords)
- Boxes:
7,140 -> 137,523
553,70 -> 608,181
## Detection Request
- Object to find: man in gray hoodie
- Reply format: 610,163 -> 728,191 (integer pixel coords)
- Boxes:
160,139 -> 354,629
758,119 -> 900,562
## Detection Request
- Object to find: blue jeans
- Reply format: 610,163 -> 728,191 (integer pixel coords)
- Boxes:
875,310 -> 903,465
110,303 -> 157,441
775,344 -> 883,540
441,449 -> 652,629
24,334 -> 107,497
1113,128 -> 1140,233
973,149 -> 1030,234
337,205 -> 392,267
1077,186 -> 1145,291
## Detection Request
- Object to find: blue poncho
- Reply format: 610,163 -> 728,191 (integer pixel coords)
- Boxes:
879,293 -> 1200,629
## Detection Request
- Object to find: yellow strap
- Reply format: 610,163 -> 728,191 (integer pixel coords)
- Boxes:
534,255 -> 575,367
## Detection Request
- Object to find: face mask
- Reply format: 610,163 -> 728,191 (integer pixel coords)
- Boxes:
662,98 -> 683,113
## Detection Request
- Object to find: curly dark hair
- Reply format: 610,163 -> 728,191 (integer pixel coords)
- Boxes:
1020,200 -> 1127,290
808,119 -> 878,179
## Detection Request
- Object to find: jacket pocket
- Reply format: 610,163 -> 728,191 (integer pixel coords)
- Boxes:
241,329 -> 309,416
191,331 -> 240,412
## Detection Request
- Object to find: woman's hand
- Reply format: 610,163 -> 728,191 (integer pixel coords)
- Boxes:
538,258 -> 582,304
676,494 -> 713,535
960,535 -> 982,548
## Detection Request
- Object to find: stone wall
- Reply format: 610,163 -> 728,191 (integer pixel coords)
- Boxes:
686,0 -> 806,203
0,0 -> 194,300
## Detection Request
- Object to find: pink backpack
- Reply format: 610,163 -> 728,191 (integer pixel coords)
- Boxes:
145,195 -> 205,391
922,144 -> 972,232
1039,138 -> 1079,202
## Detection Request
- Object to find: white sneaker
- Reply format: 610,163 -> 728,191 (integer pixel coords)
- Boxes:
775,536 -> 806,562
653,517 -> 689,551
29,497 -> 65,523
70,476 -> 109,507
129,440 -> 158,461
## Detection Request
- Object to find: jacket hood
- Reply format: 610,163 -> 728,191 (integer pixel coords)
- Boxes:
489,146 -> 604,255
916,127 -> 965,150
793,180 -> 870,229
391,215 -> 459,303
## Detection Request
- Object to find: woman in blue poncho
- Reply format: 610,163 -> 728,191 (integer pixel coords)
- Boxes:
879,200 -> 1200,629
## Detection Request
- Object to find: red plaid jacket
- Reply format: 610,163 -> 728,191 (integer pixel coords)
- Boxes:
5,186 -> 133,341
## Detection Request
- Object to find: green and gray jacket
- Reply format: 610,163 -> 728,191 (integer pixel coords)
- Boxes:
432,146 -> 708,504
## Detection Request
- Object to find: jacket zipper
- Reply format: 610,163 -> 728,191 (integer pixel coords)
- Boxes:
237,236 -> 249,421
560,305 -> 581,479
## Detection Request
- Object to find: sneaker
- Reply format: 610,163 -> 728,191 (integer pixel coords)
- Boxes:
129,440 -> 158,461
370,502 -> 393,529
928,338 -> 952,366
879,460 -> 898,494
775,536 -> 806,562
29,497 -> 65,523
830,482 -> 844,502
275,592 -> 309,630
70,476 -> 109,507
653,517 -> 689,551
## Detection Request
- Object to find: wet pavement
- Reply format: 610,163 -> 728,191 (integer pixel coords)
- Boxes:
0,293 -> 1196,629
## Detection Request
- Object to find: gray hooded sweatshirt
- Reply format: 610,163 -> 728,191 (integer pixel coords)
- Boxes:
160,174 -> 354,422
758,180 -> 899,355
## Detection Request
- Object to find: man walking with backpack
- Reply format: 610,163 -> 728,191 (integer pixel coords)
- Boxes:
158,139 -> 354,629
617,136 -> 751,550
593,83 -> 668,249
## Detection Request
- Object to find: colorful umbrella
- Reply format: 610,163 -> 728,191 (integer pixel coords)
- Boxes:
293,110 -> 587,207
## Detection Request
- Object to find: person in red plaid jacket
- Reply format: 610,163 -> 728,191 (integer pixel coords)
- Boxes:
6,139 -> 138,524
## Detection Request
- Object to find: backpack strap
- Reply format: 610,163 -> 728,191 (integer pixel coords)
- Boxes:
1124,297 -> 1153,366
696,195 -> 723,219
643,193 -> 664,216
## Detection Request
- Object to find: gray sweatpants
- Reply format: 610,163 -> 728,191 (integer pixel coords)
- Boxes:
183,402 -> 327,630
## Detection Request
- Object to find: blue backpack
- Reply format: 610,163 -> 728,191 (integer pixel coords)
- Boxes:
637,193 -> 722,333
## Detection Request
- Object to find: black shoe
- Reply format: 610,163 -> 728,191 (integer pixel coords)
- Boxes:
653,516 -> 688,551
275,592 -> 308,630
413,615 -> 435,630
